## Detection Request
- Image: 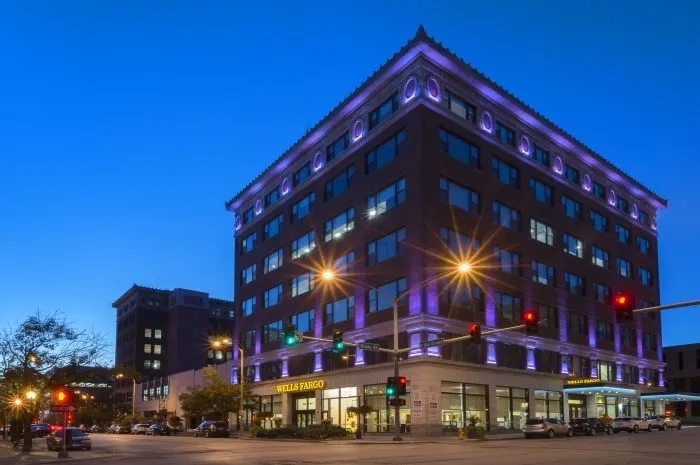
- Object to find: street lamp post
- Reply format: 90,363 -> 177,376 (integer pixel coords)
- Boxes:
322,262 -> 472,441
238,346 -> 245,431
116,374 -> 137,423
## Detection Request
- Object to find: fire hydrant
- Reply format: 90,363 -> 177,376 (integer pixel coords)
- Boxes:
458,428 -> 465,440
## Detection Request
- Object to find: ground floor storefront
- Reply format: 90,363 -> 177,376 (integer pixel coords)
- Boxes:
241,358 -> 663,436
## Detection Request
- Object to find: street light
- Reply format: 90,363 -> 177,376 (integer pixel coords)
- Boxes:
320,260 -> 472,441
210,337 -> 246,430
116,373 -> 136,422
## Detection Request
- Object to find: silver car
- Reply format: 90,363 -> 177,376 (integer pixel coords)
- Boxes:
523,418 -> 573,439
645,415 -> 682,431
612,417 -> 652,433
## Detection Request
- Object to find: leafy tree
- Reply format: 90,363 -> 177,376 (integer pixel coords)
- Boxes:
179,367 -> 245,422
0,310 -> 107,451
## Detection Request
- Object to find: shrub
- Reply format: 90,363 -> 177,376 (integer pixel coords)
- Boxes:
249,425 -> 262,438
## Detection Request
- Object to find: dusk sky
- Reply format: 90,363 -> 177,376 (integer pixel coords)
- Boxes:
1,1 -> 698,359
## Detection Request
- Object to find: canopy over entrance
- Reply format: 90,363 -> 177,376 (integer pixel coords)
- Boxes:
640,392 -> 700,402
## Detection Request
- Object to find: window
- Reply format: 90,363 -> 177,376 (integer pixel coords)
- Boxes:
144,344 -> 152,354
325,297 -> 354,325
562,196 -> 581,220
593,283 -> 610,304
616,258 -> 632,278
639,268 -> 653,286
367,228 -> 406,266
263,320 -> 283,343
492,202 -> 520,230
263,284 -> 283,309
537,304 -> 559,330
264,187 -> 280,208
639,210 -> 650,226
324,208 -> 355,242
617,196 -> 629,213
637,236 -> 650,254
531,261 -> 555,286
367,178 -> 406,218
563,233 -> 583,258
444,90 -> 476,122
494,247 -> 520,274
240,264 -> 257,285
243,207 -> 254,224
240,232 -> 257,255
154,329 -> 162,339
240,329 -> 255,349
592,181 -> 605,200
530,218 -> 554,246
144,328 -> 152,338
564,272 -> 585,296
292,309 -> 315,333
621,326 -> 635,347
291,272 -> 314,297
324,165 -> 355,201
564,165 -> 579,184
333,251 -> 356,274
440,228 -> 479,255
241,297 -> 256,317
293,163 -> 311,187
439,127 -> 480,168
591,246 -> 609,268
494,292 -> 522,319
365,130 -> 406,174
326,132 -> 349,162
492,157 -> 519,188
152,360 -> 162,370
533,145 -> 550,167
495,122 -> 515,145
369,93 -> 399,130
440,178 -> 480,213
529,178 -> 553,205
264,214 -> 283,240
440,280 -> 481,307
291,231 -> 315,259
643,333 -> 657,352
368,278 -> 408,313
678,352 -> 684,371
153,344 -> 161,355
568,313 -> 588,336
264,249 -> 283,274
596,321 -> 613,342
291,193 -> 315,222
616,224 -> 630,244
590,210 -> 609,233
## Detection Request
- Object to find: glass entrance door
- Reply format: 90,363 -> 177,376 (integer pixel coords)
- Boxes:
568,396 -> 586,420
294,410 -> 315,428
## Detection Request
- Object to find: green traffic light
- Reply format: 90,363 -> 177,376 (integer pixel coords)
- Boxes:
285,336 -> 296,345
386,387 -> 395,395
334,342 -> 344,350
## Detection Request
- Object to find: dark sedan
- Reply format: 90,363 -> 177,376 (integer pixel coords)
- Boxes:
194,421 -> 229,438
146,424 -> 172,436
570,417 -> 611,435
46,427 -> 92,451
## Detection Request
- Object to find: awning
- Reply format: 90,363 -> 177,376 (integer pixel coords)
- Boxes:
640,392 -> 700,402
563,385 -> 637,395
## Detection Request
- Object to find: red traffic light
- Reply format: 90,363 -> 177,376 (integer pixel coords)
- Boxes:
468,323 -> 478,333
612,291 -> 635,320
53,387 -> 72,406
398,376 -> 407,385
523,310 -> 537,323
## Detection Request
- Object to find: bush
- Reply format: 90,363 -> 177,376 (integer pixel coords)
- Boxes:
253,424 -> 347,440
254,426 -> 299,439
249,425 -> 262,438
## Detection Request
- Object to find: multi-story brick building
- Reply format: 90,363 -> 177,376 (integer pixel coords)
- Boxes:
112,285 -> 234,413
224,26 -> 667,436
661,343 -> 700,422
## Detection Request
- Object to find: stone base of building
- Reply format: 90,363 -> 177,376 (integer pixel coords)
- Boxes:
408,423 -> 443,437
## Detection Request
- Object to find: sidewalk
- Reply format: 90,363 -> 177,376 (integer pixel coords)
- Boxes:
349,433 -> 523,443
0,438 -> 120,464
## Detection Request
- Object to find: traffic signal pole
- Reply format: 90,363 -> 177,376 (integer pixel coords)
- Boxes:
631,299 -> 700,314
392,299 -> 401,442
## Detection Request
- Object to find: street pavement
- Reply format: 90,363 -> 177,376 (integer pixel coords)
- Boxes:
0,427 -> 699,464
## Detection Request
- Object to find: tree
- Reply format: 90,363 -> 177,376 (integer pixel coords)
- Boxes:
179,368 -> 244,422
0,310 -> 107,451
346,405 -> 375,439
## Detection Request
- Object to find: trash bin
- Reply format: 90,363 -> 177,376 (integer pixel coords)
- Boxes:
64,428 -> 72,447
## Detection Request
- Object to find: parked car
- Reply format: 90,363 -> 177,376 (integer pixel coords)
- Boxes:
194,421 -> 229,438
523,418 -> 573,439
131,423 -> 150,435
570,417 -> 611,435
611,417 -> 652,433
46,427 -> 92,451
30,423 -> 51,438
146,424 -> 172,436
645,415 -> 682,431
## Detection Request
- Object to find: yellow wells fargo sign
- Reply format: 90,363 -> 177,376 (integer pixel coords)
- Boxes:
564,378 -> 603,387
275,379 -> 326,394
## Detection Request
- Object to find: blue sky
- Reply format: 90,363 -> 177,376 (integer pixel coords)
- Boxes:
1,1 -> 698,359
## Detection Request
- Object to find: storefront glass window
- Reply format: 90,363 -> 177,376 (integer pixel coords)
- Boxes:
363,384 -> 411,433
534,390 -> 563,420
494,386 -> 528,432
321,387 -> 358,431
259,395 -> 282,428
440,382 -> 487,432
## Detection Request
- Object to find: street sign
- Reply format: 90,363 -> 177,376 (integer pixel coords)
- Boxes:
388,398 -> 406,406
358,342 -> 381,351
50,405 -> 76,413
419,339 -> 444,349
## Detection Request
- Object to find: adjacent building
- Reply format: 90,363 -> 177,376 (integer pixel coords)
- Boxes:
661,343 -> 700,422
224,26 -> 668,436
112,285 -> 235,413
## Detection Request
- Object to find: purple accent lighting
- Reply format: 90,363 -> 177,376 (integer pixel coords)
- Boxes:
313,151 -> 324,172
560,357 -> 569,375
254,199 -> 263,215
355,348 -> 365,366
403,76 -> 418,103
408,332 -> 423,358
657,332 -> 663,362
588,313 -> 596,349
526,347 -> 536,370
615,362 -> 622,382
281,358 -> 289,378
281,177 -> 291,196
314,351 -> 323,373
352,119 -> 364,142
638,370 -> 646,385
255,332 -> 261,354
426,282 -> 439,315
631,203 -> 639,220
426,76 -> 440,102
486,341 -> 497,365
480,111 -> 494,133
254,363 -> 261,382
484,288 -> 496,327
519,135 -> 531,156
614,320 -> 621,354
315,302 -> 324,338
234,215 -> 242,231
582,174 -> 592,192
651,215 -> 657,231
232,368 -> 239,385
607,189 -> 617,207
553,156 -> 564,175
558,292 -> 568,342
354,290 -> 365,329
636,317 -> 644,359
409,265 -> 423,316
590,363 -> 598,378
658,371 -> 665,388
